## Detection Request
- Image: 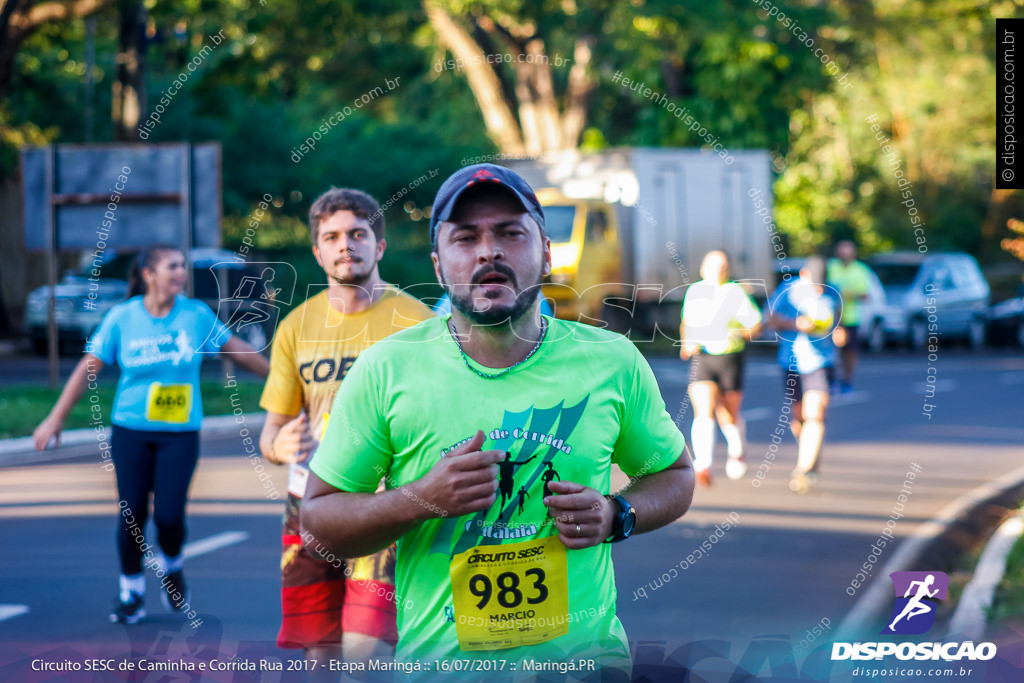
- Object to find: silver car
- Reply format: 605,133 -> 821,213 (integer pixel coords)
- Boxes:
25,253 -> 134,354
25,248 -> 272,354
868,252 -> 990,350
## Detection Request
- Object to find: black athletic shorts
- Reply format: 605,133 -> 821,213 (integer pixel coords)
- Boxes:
783,366 -> 836,402
692,351 -> 746,393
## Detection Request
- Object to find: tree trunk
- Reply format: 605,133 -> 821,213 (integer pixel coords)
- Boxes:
424,1 -> 592,155
112,0 -> 145,141
514,37 -> 562,154
561,36 -> 594,149
424,0 -> 525,155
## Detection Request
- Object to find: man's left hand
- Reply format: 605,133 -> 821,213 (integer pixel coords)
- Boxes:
544,481 -> 614,549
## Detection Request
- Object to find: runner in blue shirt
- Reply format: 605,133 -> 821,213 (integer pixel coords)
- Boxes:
33,244 -> 269,623
768,257 -> 846,493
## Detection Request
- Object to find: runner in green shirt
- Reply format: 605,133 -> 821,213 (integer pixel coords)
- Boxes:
827,240 -> 873,393
302,164 -> 694,679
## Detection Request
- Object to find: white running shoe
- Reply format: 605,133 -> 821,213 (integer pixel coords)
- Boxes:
725,456 -> 748,480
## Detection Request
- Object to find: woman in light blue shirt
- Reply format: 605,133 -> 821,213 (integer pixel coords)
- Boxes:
33,245 -> 269,624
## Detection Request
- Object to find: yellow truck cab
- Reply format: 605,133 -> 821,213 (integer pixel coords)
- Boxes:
512,149 -> 775,337
537,188 -> 622,323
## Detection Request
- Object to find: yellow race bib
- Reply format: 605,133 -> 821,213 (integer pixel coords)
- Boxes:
449,535 -> 569,651
145,383 -> 192,424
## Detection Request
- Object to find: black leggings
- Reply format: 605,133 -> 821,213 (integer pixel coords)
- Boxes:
111,426 -> 200,575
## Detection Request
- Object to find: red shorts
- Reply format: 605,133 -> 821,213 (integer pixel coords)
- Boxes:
278,493 -> 398,650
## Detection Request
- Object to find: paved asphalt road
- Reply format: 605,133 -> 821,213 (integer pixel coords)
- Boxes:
1,348 -> 1022,681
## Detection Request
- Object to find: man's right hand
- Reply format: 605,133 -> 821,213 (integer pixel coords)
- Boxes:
271,414 -> 316,464
407,430 -> 502,519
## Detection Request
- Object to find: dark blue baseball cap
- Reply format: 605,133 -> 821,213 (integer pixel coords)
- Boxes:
430,164 -> 545,248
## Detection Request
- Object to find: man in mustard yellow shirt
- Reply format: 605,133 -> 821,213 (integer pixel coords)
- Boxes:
258,188 -> 432,677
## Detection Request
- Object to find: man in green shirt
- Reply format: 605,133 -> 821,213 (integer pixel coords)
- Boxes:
302,164 -> 694,678
827,240 -> 873,393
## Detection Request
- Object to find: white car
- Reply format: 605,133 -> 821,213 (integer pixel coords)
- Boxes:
868,252 -> 990,350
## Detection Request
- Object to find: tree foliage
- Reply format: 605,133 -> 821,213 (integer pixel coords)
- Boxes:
2,0 -> 1017,266
773,0 -> 1016,258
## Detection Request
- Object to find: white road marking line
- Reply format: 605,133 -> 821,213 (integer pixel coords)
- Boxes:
182,531 -> 249,560
740,391 -> 872,423
913,379 -> 958,394
0,604 -> 29,622
741,407 -> 775,422
830,390 -> 872,406
948,512 -> 1024,640
840,461 -> 1024,638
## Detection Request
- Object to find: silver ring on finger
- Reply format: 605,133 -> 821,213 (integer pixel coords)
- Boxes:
575,523 -> 581,537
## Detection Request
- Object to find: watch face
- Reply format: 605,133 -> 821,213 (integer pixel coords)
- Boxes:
623,508 -> 636,536
617,497 -> 636,537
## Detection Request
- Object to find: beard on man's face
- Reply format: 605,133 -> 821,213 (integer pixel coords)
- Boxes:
443,261 -> 544,327
330,269 -> 371,286
326,252 -> 375,286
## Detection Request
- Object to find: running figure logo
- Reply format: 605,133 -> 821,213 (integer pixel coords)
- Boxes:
541,461 -> 561,498
496,452 -> 536,519
882,571 -> 949,634
516,486 -> 529,515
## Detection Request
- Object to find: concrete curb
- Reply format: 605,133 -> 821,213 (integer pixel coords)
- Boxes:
947,511 -> 1024,640
0,413 -> 266,467
837,462 -> 1024,638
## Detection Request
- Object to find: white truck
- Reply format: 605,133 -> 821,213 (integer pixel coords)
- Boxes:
508,148 -> 776,335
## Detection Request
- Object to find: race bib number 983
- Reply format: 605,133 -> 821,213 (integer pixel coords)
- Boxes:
145,383 -> 192,424
449,535 -> 569,651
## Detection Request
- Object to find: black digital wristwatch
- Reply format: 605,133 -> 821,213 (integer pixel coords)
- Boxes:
604,494 -> 636,543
